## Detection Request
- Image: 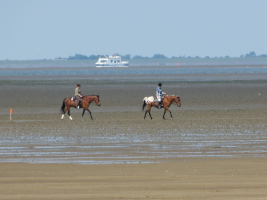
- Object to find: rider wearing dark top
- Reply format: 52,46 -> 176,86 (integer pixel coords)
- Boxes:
156,83 -> 166,109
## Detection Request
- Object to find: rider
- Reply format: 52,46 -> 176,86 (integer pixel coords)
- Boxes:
75,84 -> 83,109
156,83 -> 166,109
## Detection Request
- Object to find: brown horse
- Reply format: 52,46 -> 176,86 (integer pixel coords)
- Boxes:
60,95 -> 101,121
142,95 -> 181,120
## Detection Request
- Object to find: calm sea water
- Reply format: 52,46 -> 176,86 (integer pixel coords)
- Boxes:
1,66 -> 267,76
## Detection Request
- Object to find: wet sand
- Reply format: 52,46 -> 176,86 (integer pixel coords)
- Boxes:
1,158 -> 267,200
0,71 -> 267,199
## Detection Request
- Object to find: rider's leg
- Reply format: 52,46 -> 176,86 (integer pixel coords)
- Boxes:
76,96 -> 80,109
158,96 -> 162,109
79,99 -> 82,108
158,100 -> 163,109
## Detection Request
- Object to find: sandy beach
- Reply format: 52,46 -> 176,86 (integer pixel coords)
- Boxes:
1,158 -> 267,200
0,70 -> 267,199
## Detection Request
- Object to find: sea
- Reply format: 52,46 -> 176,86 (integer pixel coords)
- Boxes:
1,66 -> 267,76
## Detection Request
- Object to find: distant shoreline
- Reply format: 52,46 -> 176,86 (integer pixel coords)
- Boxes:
1,57 -> 267,69
0,64 -> 267,70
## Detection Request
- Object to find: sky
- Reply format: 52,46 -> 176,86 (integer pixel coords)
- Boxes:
1,0 -> 267,60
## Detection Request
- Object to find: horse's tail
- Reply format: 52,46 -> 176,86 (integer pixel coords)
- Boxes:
60,98 -> 66,113
142,98 -> 147,111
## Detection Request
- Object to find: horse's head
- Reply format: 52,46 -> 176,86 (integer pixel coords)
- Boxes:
175,96 -> 181,107
83,95 -> 101,106
95,95 -> 101,106
93,95 -> 101,106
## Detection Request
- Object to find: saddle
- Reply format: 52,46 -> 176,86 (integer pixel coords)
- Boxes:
154,95 -> 165,102
71,97 -> 77,101
153,96 -> 158,103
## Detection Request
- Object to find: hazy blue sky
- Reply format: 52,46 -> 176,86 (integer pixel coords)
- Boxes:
1,0 -> 267,60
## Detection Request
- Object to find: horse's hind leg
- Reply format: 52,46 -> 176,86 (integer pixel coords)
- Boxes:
61,108 -> 67,120
144,105 -> 153,120
148,106 -> 153,120
148,111 -> 153,120
61,112 -> 65,120
144,111 -> 147,119
68,111 -> 73,120
67,107 -> 73,120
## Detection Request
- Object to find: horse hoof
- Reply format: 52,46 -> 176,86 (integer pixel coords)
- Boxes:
171,118 -> 173,120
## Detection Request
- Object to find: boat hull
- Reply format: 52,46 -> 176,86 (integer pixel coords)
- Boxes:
95,55 -> 129,67
95,63 -> 129,67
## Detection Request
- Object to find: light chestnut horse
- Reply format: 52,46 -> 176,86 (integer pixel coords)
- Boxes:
142,95 -> 181,120
60,95 -> 101,121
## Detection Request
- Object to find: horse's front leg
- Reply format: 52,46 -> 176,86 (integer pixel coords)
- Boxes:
163,108 -> 173,120
163,109 -> 166,119
84,108 -> 93,120
169,110 -> 173,119
81,109 -> 85,121
168,108 -> 173,120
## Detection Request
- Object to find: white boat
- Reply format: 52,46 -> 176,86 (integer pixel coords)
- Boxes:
95,55 -> 129,67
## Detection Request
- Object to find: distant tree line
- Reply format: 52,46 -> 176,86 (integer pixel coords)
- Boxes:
240,51 -> 267,58
68,54 -> 106,60
55,51 -> 267,60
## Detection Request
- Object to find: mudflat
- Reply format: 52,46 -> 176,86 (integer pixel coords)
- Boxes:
0,71 -> 266,199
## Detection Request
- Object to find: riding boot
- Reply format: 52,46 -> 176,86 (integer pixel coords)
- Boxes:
77,101 -> 80,109
158,102 -> 161,109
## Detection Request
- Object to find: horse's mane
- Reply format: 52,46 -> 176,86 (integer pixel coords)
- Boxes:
165,95 -> 180,97
84,94 -> 99,97
82,95 -> 100,100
